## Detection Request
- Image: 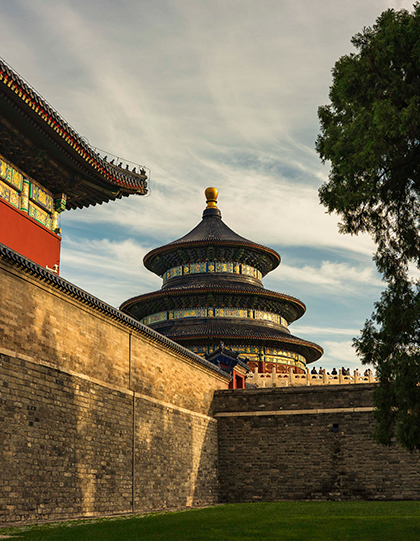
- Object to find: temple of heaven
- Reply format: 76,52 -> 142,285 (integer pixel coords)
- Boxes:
121,188 -> 323,374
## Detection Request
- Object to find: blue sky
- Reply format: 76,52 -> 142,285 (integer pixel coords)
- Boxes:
2,0 -> 414,371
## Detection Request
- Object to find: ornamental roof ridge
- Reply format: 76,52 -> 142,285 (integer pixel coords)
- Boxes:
119,284 -> 306,324
0,57 -> 149,206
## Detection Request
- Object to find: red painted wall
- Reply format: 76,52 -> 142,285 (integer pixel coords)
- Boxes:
0,199 -> 61,271
229,371 -> 245,389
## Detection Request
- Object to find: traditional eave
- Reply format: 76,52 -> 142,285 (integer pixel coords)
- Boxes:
145,241 -> 280,278
0,58 -> 148,209
144,208 -> 280,277
120,284 -> 306,324
206,345 -> 251,373
151,318 -> 323,363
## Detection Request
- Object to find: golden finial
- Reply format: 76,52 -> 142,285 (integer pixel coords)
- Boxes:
205,187 -> 218,209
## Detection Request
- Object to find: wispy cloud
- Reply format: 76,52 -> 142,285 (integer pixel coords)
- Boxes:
63,163 -> 376,260
10,0 -> 382,264
312,340 -> 362,370
292,325 -> 361,337
270,261 -> 382,293
2,0 -> 406,372
60,237 -> 161,307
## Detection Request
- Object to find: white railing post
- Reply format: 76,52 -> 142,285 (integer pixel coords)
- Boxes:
272,366 -> 277,386
249,365 -> 377,388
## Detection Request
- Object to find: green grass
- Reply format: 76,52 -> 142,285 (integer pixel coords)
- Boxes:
2,501 -> 420,540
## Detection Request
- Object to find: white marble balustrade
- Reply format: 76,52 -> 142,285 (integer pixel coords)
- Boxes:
246,368 -> 377,388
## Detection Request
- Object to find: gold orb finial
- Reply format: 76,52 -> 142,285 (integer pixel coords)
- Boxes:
205,187 -> 218,209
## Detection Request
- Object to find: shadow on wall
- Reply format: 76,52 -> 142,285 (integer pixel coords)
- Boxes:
215,387 -> 420,503
1,264 -> 222,524
192,413 -> 219,506
1,281 -> 133,523
134,395 -> 219,511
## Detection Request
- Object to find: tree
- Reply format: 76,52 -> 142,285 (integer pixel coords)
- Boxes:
316,3 -> 420,450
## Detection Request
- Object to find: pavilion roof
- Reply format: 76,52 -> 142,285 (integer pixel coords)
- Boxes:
149,318 -> 324,363
120,283 -> 306,324
144,207 -> 281,277
0,57 -> 148,209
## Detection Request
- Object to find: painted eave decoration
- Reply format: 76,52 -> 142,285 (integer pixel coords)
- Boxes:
0,57 -> 148,210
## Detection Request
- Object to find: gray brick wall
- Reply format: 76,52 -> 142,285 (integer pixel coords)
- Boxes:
0,354 -> 219,523
214,386 -> 420,501
3,257 -> 420,526
0,259 -> 226,525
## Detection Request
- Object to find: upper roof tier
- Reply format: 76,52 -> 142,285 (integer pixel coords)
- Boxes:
144,187 -> 281,277
0,58 -> 148,209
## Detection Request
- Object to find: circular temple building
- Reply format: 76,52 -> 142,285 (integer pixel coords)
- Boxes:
121,188 -> 323,374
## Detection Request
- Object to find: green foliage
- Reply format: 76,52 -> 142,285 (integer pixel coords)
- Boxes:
4,502 -> 420,541
316,4 -> 420,449
354,279 -> 420,449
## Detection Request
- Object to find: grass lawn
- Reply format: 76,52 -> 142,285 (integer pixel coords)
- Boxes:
2,501 -> 420,540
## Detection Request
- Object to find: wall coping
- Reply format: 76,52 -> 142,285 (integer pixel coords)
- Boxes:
214,406 -> 375,417
214,382 -> 377,397
0,242 -> 231,382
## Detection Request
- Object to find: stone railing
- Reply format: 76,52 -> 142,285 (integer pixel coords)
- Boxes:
246,368 -> 378,388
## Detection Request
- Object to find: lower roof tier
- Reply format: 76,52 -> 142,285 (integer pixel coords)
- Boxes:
146,317 -> 323,364
192,343 -> 308,372
120,285 -> 306,324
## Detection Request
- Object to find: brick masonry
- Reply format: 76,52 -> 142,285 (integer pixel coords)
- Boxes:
2,253 -> 420,525
1,354 -> 133,522
214,386 -> 420,502
0,258 -> 228,524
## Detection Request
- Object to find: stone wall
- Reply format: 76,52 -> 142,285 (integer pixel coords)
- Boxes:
214,385 -> 420,502
3,246 -> 420,525
0,253 -> 229,524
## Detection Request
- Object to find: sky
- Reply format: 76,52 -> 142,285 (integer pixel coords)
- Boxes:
2,0 -> 415,372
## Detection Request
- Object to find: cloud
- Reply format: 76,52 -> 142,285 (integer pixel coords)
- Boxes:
292,325 -> 361,336
60,236 -> 161,307
386,1 -> 417,9
312,340 -> 363,371
270,261 -> 382,293
9,0 -> 383,264
3,0 -> 406,375
62,159 -> 376,261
